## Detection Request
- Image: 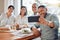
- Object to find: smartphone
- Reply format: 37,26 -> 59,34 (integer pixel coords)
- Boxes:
28,16 -> 40,22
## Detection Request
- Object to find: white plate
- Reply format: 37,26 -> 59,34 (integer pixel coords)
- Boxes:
11,28 -> 32,35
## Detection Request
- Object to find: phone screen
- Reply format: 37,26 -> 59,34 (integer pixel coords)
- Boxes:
28,16 -> 40,22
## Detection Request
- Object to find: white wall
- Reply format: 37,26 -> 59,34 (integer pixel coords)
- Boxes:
0,0 -> 4,14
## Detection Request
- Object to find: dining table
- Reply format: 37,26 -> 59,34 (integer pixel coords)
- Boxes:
0,27 -> 40,40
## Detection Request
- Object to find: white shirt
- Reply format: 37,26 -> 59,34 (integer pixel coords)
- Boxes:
15,15 -> 28,28
0,13 -> 15,26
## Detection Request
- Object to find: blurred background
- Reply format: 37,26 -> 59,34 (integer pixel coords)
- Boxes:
0,0 -> 60,39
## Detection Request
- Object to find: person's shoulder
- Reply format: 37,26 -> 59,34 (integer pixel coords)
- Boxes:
1,12 -> 6,16
10,15 -> 15,20
47,13 -> 56,17
0,13 -> 7,18
27,14 -> 35,16
17,15 -> 20,17
15,15 -> 20,19
48,13 -> 58,19
47,13 -> 51,16
50,14 -> 57,17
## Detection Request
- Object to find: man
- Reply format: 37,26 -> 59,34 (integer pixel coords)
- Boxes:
28,3 -> 38,28
31,3 -> 40,28
30,3 -> 41,40
32,3 -> 38,15
28,3 -> 39,26
32,5 -> 59,40
0,5 -> 15,27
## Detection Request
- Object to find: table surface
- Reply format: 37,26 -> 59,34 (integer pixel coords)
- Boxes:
0,32 -> 38,40
0,27 -> 40,40
0,32 -> 13,40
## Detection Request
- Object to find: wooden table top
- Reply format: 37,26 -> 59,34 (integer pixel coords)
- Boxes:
0,32 -> 13,40
0,32 -> 37,40
0,27 -> 40,40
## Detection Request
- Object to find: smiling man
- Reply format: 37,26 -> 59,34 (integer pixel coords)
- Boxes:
32,5 -> 59,40
0,5 -> 15,27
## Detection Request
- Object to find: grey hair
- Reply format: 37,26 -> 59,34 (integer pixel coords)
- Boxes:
32,3 -> 38,10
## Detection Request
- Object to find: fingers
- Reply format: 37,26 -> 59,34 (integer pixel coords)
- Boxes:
38,16 -> 48,25
38,16 -> 44,23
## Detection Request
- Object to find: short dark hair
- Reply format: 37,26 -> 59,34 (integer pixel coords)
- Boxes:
8,5 -> 15,10
20,6 -> 27,16
38,5 -> 46,9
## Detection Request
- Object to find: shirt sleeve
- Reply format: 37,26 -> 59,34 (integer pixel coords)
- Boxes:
50,14 -> 59,29
0,13 -> 6,26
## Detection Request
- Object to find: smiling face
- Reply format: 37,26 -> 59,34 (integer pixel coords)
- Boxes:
38,7 -> 47,17
32,3 -> 37,13
8,7 -> 14,13
20,8 -> 26,15
7,7 -> 14,17
20,6 -> 27,16
8,5 -> 14,14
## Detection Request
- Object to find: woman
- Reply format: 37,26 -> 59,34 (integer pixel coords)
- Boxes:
15,6 -> 28,29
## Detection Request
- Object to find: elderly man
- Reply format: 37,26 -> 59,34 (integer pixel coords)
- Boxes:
32,3 -> 38,15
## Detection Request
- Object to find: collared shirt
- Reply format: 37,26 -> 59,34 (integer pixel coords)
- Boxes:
15,15 -> 28,28
0,13 -> 15,26
39,13 -> 59,40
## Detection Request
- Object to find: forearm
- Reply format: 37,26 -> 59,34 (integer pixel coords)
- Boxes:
44,21 -> 54,28
31,27 -> 41,37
